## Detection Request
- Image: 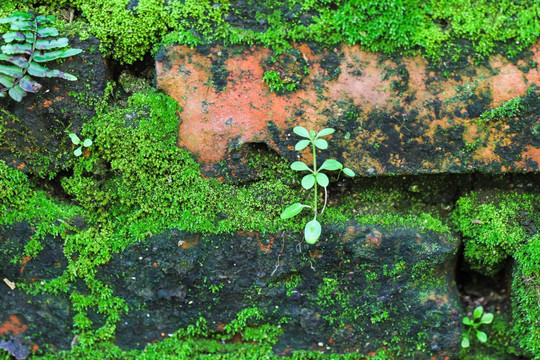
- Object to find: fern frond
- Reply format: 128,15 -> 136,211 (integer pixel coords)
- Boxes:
0,11 -> 82,102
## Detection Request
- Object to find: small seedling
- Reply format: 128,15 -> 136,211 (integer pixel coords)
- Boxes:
69,132 -> 92,156
281,127 -> 354,244
461,306 -> 494,348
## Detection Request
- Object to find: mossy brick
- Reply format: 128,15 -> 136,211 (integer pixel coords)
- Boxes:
98,221 -> 460,358
156,41 -> 540,178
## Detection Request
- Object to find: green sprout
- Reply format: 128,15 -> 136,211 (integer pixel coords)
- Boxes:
281,127 -> 355,244
461,306 -> 494,348
69,132 -> 92,156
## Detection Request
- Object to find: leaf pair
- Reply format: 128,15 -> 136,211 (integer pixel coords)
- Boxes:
293,126 -> 334,151
69,133 -> 93,157
301,172 -> 328,189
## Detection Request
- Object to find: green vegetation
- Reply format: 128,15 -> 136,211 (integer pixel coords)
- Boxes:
479,95 -> 524,123
0,11 -> 82,101
452,191 -> 540,357
4,0 -> 537,65
0,2 -> 537,353
281,127 -> 354,243
64,88 -> 303,237
452,192 -> 538,276
461,306 -> 494,348
0,160 -> 79,241
0,88 -> 302,350
512,234 -> 540,357
262,70 -> 299,94
68,132 -> 92,156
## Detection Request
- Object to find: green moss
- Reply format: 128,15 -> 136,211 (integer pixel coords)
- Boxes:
478,95 -> 524,123
30,311 -> 396,359
62,88 -> 303,238
429,0 -> 540,60
74,0 -> 169,64
512,234 -> 540,357
452,191 -> 540,357
452,191 -> 539,276
322,175 -> 452,235
0,160 -> 79,256
263,70 -> 299,94
22,0 -> 540,65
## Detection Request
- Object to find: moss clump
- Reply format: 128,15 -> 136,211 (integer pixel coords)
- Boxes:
512,234 -> 540,357
76,0 -> 169,64
32,313 -> 388,359
0,160 -> 79,255
452,191 -> 540,357
62,88 -> 302,238
477,87 -> 540,125
20,0 -> 540,65
0,159 -> 30,218
322,174 -> 453,235
452,191 -> 539,276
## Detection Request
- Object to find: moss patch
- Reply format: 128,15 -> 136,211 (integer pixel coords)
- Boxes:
452,191 -> 539,276
452,190 -> 540,357
16,0 -> 540,65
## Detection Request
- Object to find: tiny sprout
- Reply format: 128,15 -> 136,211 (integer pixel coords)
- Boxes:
281,126 -> 355,244
69,132 -> 93,156
461,306 -> 494,348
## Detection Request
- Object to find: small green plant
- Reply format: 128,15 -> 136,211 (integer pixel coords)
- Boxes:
69,132 -> 92,156
461,306 -> 494,348
0,11 -> 82,102
281,127 -> 354,244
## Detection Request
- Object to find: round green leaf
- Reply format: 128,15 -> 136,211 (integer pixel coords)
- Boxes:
293,126 -> 311,139
314,138 -> 328,150
291,161 -> 311,172
481,313 -> 493,324
281,203 -> 305,219
304,219 -> 321,244
343,168 -> 355,177
74,146 -> 83,157
316,172 -> 329,187
83,139 -> 93,147
319,159 -> 342,171
473,306 -> 483,320
462,317 -> 473,326
316,128 -> 335,138
69,133 -> 81,145
295,139 -> 310,151
461,335 -> 470,348
476,331 -> 488,343
301,174 -> 315,189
